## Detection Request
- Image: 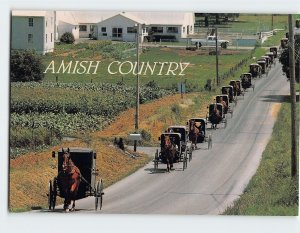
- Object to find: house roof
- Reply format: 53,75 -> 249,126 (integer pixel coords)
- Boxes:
56,11 -> 79,25
12,11 -> 47,17
129,12 -> 194,25
69,11 -> 118,24
60,11 -> 194,26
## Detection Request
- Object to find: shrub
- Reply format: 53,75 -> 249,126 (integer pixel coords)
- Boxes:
10,50 -> 45,82
60,32 -> 75,44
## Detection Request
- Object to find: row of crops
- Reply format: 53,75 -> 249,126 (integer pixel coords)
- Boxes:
52,40 -> 136,59
10,81 -> 176,157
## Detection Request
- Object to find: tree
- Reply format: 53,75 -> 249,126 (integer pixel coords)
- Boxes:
10,50 -> 45,82
279,36 -> 300,82
60,32 -> 75,44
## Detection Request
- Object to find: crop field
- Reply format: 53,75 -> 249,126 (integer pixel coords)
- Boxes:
10,81 -> 175,157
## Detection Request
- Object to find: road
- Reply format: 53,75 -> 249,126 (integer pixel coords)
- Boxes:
51,61 -> 289,215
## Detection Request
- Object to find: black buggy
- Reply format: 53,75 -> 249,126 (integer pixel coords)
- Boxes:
270,47 -> 278,58
153,132 -> 188,171
206,103 -> 227,129
47,148 -> 104,211
229,80 -> 243,97
215,94 -> 233,117
240,73 -> 255,91
187,118 -> 212,149
167,125 -> 191,161
249,63 -> 262,78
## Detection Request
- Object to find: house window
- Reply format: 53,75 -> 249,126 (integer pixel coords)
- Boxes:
79,25 -> 87,31
112,28 -> 123,38
127,27 -> 137,33
167,27 -> 178,33
151,27 -> 163,33
28,18 -> 33,27
182,27 -> 185,33
46,34 -> 47,43
28,34 -> 33,43
101,27 -> 106,32
102,33 -> 107,36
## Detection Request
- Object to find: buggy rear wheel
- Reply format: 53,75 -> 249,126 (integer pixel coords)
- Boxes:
208,134 -> 212,149
183,150 -> 188,171
153,149 -> 159,170
95,179 -> 104,210
47,180 -> 56,210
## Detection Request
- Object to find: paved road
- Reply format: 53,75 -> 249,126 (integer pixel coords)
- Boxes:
48,61 -> 289,215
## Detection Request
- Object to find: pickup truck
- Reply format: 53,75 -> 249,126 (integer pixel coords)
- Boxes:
191,36 -> 229,49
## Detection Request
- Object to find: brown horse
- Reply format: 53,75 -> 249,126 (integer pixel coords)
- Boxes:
162,136 -> 176,172
60,148 -> 81,212
189,120 -> 199,150
210,104 -> 222,129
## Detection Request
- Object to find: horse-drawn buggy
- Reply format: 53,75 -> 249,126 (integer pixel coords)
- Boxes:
167,125 -> 191,161
153,132 -> 188,172
240,73 -> 255,91
270,47 -> 278,58
221,86 -> 236,105
206,103 -> 227,129
257,60 -> 267,75
229,80 -> 243,97
48,148 -> 104,211
265,52 -> 275,65
216,94 -> 233,117
280,38 -> 288,49
249,63 -> 262,78
187,118 -> 212,150
261,55 -> 271,68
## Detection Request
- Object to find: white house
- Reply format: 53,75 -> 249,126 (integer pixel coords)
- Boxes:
55,11 -> 79,40
96,12 -> 195,42
11,11 -> 55,54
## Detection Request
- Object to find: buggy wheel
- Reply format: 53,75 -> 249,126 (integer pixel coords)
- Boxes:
154,149 -> 159,170
95,179 -> 104,210
48,180 -> 52,210
95,181 -> 99,210
52,178 -> 57,210
99,179 -> 104,210
47,180 -> 54,210
208,135 -> 212,149
188,148 -> 192,162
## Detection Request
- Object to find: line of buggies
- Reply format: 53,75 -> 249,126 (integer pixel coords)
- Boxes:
153,118 -> 212,172
206,46 -> 278,130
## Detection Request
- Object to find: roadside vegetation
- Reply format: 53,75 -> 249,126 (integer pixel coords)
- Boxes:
224,102 -> 299,215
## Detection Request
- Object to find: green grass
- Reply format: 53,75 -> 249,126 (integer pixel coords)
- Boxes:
195,14 -> 289,34
42,46 -> 252,89
262,30 -> 286,47
224,102 -> 299,216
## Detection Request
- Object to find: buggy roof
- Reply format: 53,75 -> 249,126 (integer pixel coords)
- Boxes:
161,132 -> 181,137
249,63 -> 259,66
58,147 -> 94,153
168,125 -> 187,130
189,118 -> 206,123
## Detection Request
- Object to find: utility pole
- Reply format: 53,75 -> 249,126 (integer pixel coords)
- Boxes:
288,14 -> 298,178
215,27 -> 220,86
134,23 -> 141,152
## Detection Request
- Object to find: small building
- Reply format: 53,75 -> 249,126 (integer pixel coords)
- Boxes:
11,11 -> 55,54
96,12 -> 195,42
